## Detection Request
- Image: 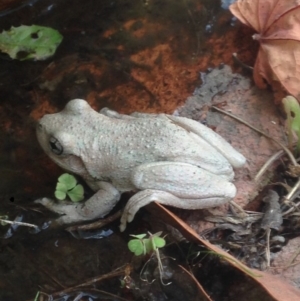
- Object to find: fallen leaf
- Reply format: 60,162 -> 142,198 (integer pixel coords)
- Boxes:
229,0 -> 300,100
0,25 -> 63,60
147,202 -> 300,301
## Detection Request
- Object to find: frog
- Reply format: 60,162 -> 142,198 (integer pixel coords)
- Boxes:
36,99 -> 246,231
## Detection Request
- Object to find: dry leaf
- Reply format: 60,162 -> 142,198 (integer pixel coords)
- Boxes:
147,202 -> 300,301
230,0 -> 300,100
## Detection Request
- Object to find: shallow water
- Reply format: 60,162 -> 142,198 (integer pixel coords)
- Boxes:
0,0 -> 256,300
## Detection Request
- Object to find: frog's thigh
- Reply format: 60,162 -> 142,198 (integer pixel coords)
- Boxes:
121,162 -> 236,231
131,162 -> 236,200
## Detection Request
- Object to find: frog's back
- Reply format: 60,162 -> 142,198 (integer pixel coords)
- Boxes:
113,115 -> 233,177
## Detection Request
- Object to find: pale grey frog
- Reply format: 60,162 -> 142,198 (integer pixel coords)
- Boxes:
36,99 -> 246,231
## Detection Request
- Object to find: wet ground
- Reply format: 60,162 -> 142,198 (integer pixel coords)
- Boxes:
0,0 -> 258,300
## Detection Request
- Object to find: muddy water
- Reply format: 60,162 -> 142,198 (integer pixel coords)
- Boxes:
0,0 -> 256,300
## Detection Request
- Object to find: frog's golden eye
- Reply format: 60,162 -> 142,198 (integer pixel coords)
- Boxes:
49,137 -> 63,155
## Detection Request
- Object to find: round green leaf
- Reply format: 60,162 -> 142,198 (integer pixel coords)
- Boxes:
56,182 -> 67,192
55,190 -> 67,201
152,236 -> 166,249
128,239 -> 144,256
67,184 -> 84,202
58,173 -> 77,190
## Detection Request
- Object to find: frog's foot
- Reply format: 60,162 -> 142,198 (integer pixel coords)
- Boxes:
35,185 -> 121,225
35,198 -> 91,225
119,189 -> 232,232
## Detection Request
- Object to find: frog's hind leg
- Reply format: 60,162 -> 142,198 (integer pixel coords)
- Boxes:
120,161 -> 236,231
166,115 -> 246,169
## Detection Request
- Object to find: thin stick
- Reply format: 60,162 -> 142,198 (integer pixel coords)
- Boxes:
265,228 -> 271,267
212,106 -> 297,166
284,177 -> 300,203
0,219 -> 38,228
255,150 -> 285,182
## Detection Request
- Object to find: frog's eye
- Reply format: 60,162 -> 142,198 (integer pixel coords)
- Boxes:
49,137 -> 63,155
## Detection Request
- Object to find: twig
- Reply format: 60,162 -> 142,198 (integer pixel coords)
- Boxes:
282,178 -> 300,216
284,177 -> 300,204
265,228 -> 271,267
179,265 -> 213,301
39,265 -> 128,300
232,53 -> 253,72
282,200 -> 300,216
254,150 -> 285,182
0,219 -> 38,228
212,106 -> 297,166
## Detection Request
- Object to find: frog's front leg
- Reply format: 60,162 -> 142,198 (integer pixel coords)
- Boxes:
120,162 -> 236,231
36,182 -> 120,225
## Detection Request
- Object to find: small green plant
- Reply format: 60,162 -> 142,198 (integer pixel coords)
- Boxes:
34,291 -> 40,301
55,173 -> 84,202
283,95 -> 300,152
0,215 -> 9,226
128,232 -> 170,285
0,25 -> 63,60
128,232 -> 166,256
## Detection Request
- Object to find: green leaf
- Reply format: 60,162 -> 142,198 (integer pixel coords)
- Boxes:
55,173 -> 84,202
128,239 -> 145,256
130,233 -> 147,239
283,95 -> 300,152
143,238 -> 153,254
34,291 -> 40,301
0,25 -> 63,61
55,179 -> 68,200
55,190 -> 66,201
283,96 -> 300,132
67,184 -> 84,202
58,173 -> 77,190
56,182 -> 67,192
152,236 -> 166,249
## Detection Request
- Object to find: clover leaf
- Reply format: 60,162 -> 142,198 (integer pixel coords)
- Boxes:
128,232 -> 166,256
55,173 -> 84,202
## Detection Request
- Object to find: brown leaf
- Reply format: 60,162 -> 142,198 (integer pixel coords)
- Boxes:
230,0 -> 300,100
147,202 -> 300,301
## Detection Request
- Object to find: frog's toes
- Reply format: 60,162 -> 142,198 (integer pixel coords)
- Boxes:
119,209 -> 135,232
119,190 -> 160,232
35,197 -> 72,214
119,218 -> 127,232
35,197 -> 55,208
35,198 -> 88,224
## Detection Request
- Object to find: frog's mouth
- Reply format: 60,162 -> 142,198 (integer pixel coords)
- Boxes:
52,154 -> 84,173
